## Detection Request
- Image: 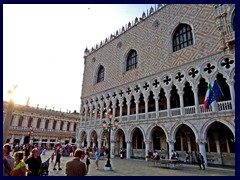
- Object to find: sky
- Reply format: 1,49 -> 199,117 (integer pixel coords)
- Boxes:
3,4 -> 156,113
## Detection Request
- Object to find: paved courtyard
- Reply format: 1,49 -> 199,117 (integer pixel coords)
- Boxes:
41,150 -> 235,176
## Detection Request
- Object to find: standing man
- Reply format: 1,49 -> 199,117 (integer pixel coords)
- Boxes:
53,144 -> 62,170
65,148 -> 87,176
25,148 -> 42,176
197,152 -> 205,170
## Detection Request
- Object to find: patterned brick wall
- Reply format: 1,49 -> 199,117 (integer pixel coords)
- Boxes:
81,4 -> 222,98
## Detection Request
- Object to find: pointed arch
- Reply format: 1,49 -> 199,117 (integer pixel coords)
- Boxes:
126,49 -> 138,71
96,65 -> 105,83
172,23 -> 193,52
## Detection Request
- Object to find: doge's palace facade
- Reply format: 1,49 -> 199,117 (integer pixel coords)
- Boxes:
78,4 -> 235,166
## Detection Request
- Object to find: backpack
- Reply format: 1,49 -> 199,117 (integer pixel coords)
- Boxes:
176,152 -> 179,157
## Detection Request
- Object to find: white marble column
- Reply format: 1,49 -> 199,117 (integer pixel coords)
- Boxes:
89,105 -> 93,126
94,103 -> 98,125
126,141 -> 131,159
12,114 -> 20,128
198,139 -> 208,166
32,117 -> 38,129
179,90 -> 185,115
110,141 -> 115,158
165,91 -> 171,117
40,118 -> 46,129
154,95 -> 159,118
135,100 -> 139,121
48,119 -> 54,130
99,103 -> 104,120
144,95 -> 149,120
56,120 -> 61,130
69,122 -> 74,131
119,100 -> 123,122
227,79 -> 235,110
9,134 -> 14,144
63,121 -> 68,131
98,139 -> 102,149
20,135 -> 24,145
145,140 -> 151,161
168,140 -> 175,159
126,98 -> 131,121
22,116 -> 29,129
193,87 -> 200,114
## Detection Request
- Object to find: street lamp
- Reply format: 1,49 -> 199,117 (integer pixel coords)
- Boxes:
102,113 -> 119,171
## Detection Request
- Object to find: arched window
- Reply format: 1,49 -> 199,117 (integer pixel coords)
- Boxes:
173,24 -> 193,52
97,65 -> 104,83
126,50 -> 137,71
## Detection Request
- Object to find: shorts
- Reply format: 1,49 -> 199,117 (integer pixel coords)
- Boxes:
55,157 -> 61,163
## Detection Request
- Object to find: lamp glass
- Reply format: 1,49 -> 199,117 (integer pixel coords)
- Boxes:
102,121 -> 107,128
114,119 -> 119,127
108,114 -> 113,119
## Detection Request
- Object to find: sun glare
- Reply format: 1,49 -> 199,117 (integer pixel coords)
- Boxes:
6,86 -> 30,106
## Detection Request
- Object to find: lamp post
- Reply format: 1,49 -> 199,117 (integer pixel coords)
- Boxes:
102,113 -> 119,171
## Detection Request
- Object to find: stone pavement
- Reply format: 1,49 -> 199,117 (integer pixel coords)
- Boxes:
40,150 -> 235,176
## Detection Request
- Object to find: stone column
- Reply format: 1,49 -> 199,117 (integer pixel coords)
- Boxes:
168,140 -> 175,159
105,100 -> 110,118
126,98 -> 131,121
69,122 -> 74,132
76,139 -> 81,148
227,79 -> 235,110
84,105 -> 88,125
39,136 -> 43,146
143,94 -> 149,119
193,87 -> 200,114
186,136 -> 192,162
32,117 -> 38,129
98,138 -> 102,150
179,90 -> 185,115
99,103 -> 104,120
111,98 -> 116,119
112,103 -> 116,119
40,118 -> 46,129
154,95 -> 159,118
10,134 -> 14,144
48,119 -> 54,130
119,100 -> 123,122
165,91 -> 171,117
56,120 -> 61,130
135,100 -> 139,121
197,139 -> 208,166
110,140 -> 116,158
94,103 -> 98,125
213,132 -> 223,164
22,116 -> 29,129
180,134 -> 184,151
126,141 -> 131,159
20,135 -> 24,145
145,140 -> 151,161
62,121 -> 68,131
89,105 -> 93,126
12,114 -> 20,128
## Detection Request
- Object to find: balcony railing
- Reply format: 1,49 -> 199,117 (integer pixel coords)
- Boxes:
80,100 -> 234,127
